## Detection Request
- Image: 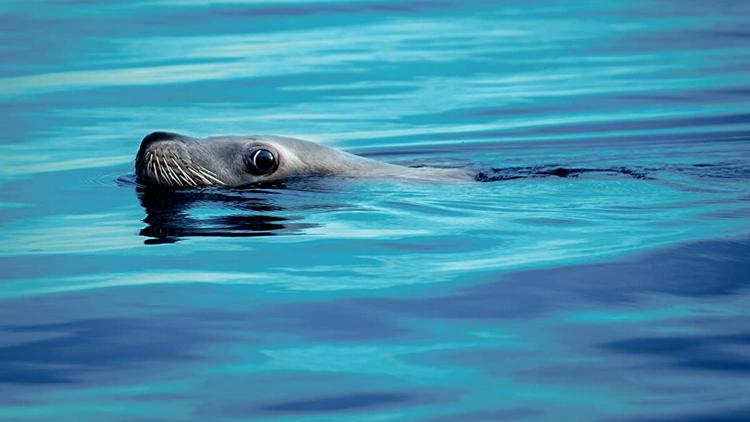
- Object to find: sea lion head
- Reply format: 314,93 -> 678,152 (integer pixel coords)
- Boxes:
135,131 -> 476,188
135,131 -> 364,187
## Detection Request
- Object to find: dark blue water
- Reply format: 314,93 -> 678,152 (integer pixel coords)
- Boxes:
1,1 -> 750,421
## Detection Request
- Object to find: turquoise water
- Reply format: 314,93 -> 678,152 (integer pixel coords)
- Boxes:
2,1 -> 750,420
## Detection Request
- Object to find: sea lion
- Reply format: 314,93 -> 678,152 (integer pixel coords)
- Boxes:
135,131 -> 474,187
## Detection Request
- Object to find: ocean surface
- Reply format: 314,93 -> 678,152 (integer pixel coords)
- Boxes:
1,1 -> 750,421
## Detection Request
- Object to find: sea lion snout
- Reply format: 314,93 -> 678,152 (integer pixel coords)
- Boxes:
135,132 -> 229,188
139,131 -> 183,151
136,131 -> 189,172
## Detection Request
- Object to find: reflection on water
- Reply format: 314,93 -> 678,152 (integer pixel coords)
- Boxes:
133,176 -> 360,243
136,184 -> 312,243
1,0 -> 750,421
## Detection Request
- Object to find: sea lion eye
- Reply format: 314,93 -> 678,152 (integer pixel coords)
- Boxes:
245,148 -> 277,175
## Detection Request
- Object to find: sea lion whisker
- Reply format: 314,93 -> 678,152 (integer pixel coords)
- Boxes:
166,164 -> 184,187
183,173 -> 198,186
158,157 -> 174,186
196,167 -> 225,185
148,155 -> 162,184
176,171 -> 192,186
170,158 -> 197,186
176,157 -> 224,185
167,152 -> 201,186
148,153 -> 156,172
186,167 -> 212,185
161,156 -> 184,187
154,155 -> 170,185
168,153 -> 200,186
192,164 -> 220,181
199,167 -> 220,178
158,155 -> 180,186
181,169 -> 198,187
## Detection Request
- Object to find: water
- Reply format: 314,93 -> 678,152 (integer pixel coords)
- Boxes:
1,1 -> 750,420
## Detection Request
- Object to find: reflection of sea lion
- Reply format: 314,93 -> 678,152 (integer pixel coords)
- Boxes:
135,184 -> 316,244
135,131 -> 474,187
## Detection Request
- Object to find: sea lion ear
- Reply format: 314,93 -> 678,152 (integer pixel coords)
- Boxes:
244,148 -> 278,175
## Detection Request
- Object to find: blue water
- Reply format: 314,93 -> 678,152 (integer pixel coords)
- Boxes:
2,1 -> 750,420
